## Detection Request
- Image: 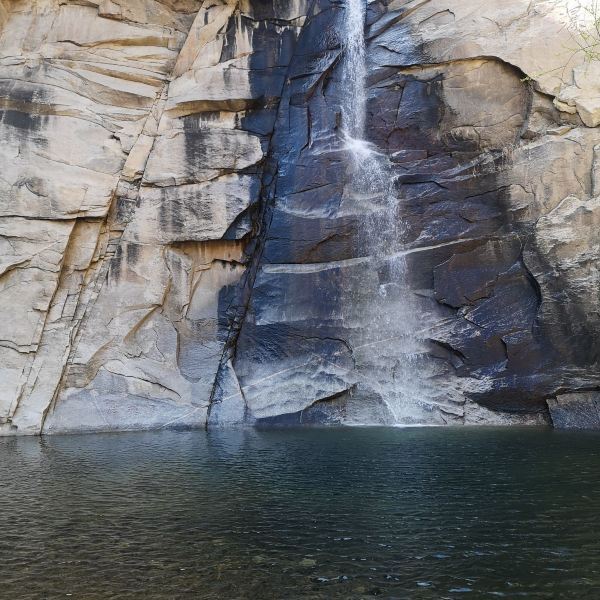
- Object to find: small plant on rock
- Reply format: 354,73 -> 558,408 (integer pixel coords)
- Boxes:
520,0 -> 600,83
566,0 -> 600,62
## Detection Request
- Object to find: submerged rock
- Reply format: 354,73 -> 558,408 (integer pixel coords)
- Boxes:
0,0 -> 598,434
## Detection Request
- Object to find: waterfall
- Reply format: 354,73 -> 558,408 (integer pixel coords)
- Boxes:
340,0 -> 426,424
341,0 -> 390,220
341,0 -> 367,140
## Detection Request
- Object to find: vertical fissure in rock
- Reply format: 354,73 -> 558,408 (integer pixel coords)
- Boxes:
206,1 -> 323,427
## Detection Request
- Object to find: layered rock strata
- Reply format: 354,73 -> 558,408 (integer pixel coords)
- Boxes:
0,0 -> 598,434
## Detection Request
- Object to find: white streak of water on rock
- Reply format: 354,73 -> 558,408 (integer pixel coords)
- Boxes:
341,0 -> 425,424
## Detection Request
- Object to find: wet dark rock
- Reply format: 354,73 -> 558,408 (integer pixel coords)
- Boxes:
548,392 -> 600,430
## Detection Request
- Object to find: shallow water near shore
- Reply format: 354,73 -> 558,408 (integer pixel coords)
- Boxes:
1,427 -> 600,599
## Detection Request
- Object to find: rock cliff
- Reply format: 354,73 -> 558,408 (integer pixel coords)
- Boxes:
0,0 -> 598,434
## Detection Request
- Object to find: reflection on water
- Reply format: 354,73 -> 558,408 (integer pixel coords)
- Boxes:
1,427 -> 600,599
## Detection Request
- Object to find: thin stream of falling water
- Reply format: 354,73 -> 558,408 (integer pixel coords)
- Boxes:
341,0 -> 367,139
341,0 -> 399,250
341,0 -> 424,422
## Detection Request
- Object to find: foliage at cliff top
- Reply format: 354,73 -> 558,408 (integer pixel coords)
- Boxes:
566,0 -> 600,62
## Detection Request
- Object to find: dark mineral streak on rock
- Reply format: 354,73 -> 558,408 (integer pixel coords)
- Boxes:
219,1 -> 374,427
208,0 -> 328,427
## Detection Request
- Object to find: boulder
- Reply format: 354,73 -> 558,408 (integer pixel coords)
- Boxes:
548,392 -> 600,430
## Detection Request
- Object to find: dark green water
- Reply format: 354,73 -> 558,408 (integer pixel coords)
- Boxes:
1,427 -> 600,599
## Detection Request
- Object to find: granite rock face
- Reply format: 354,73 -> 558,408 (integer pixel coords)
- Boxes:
0,0 -> 598,434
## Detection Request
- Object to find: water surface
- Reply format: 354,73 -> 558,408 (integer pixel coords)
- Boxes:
1,427 -> 600,598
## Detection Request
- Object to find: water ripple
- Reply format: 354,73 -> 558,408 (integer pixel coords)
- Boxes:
1,427 -> 600,598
